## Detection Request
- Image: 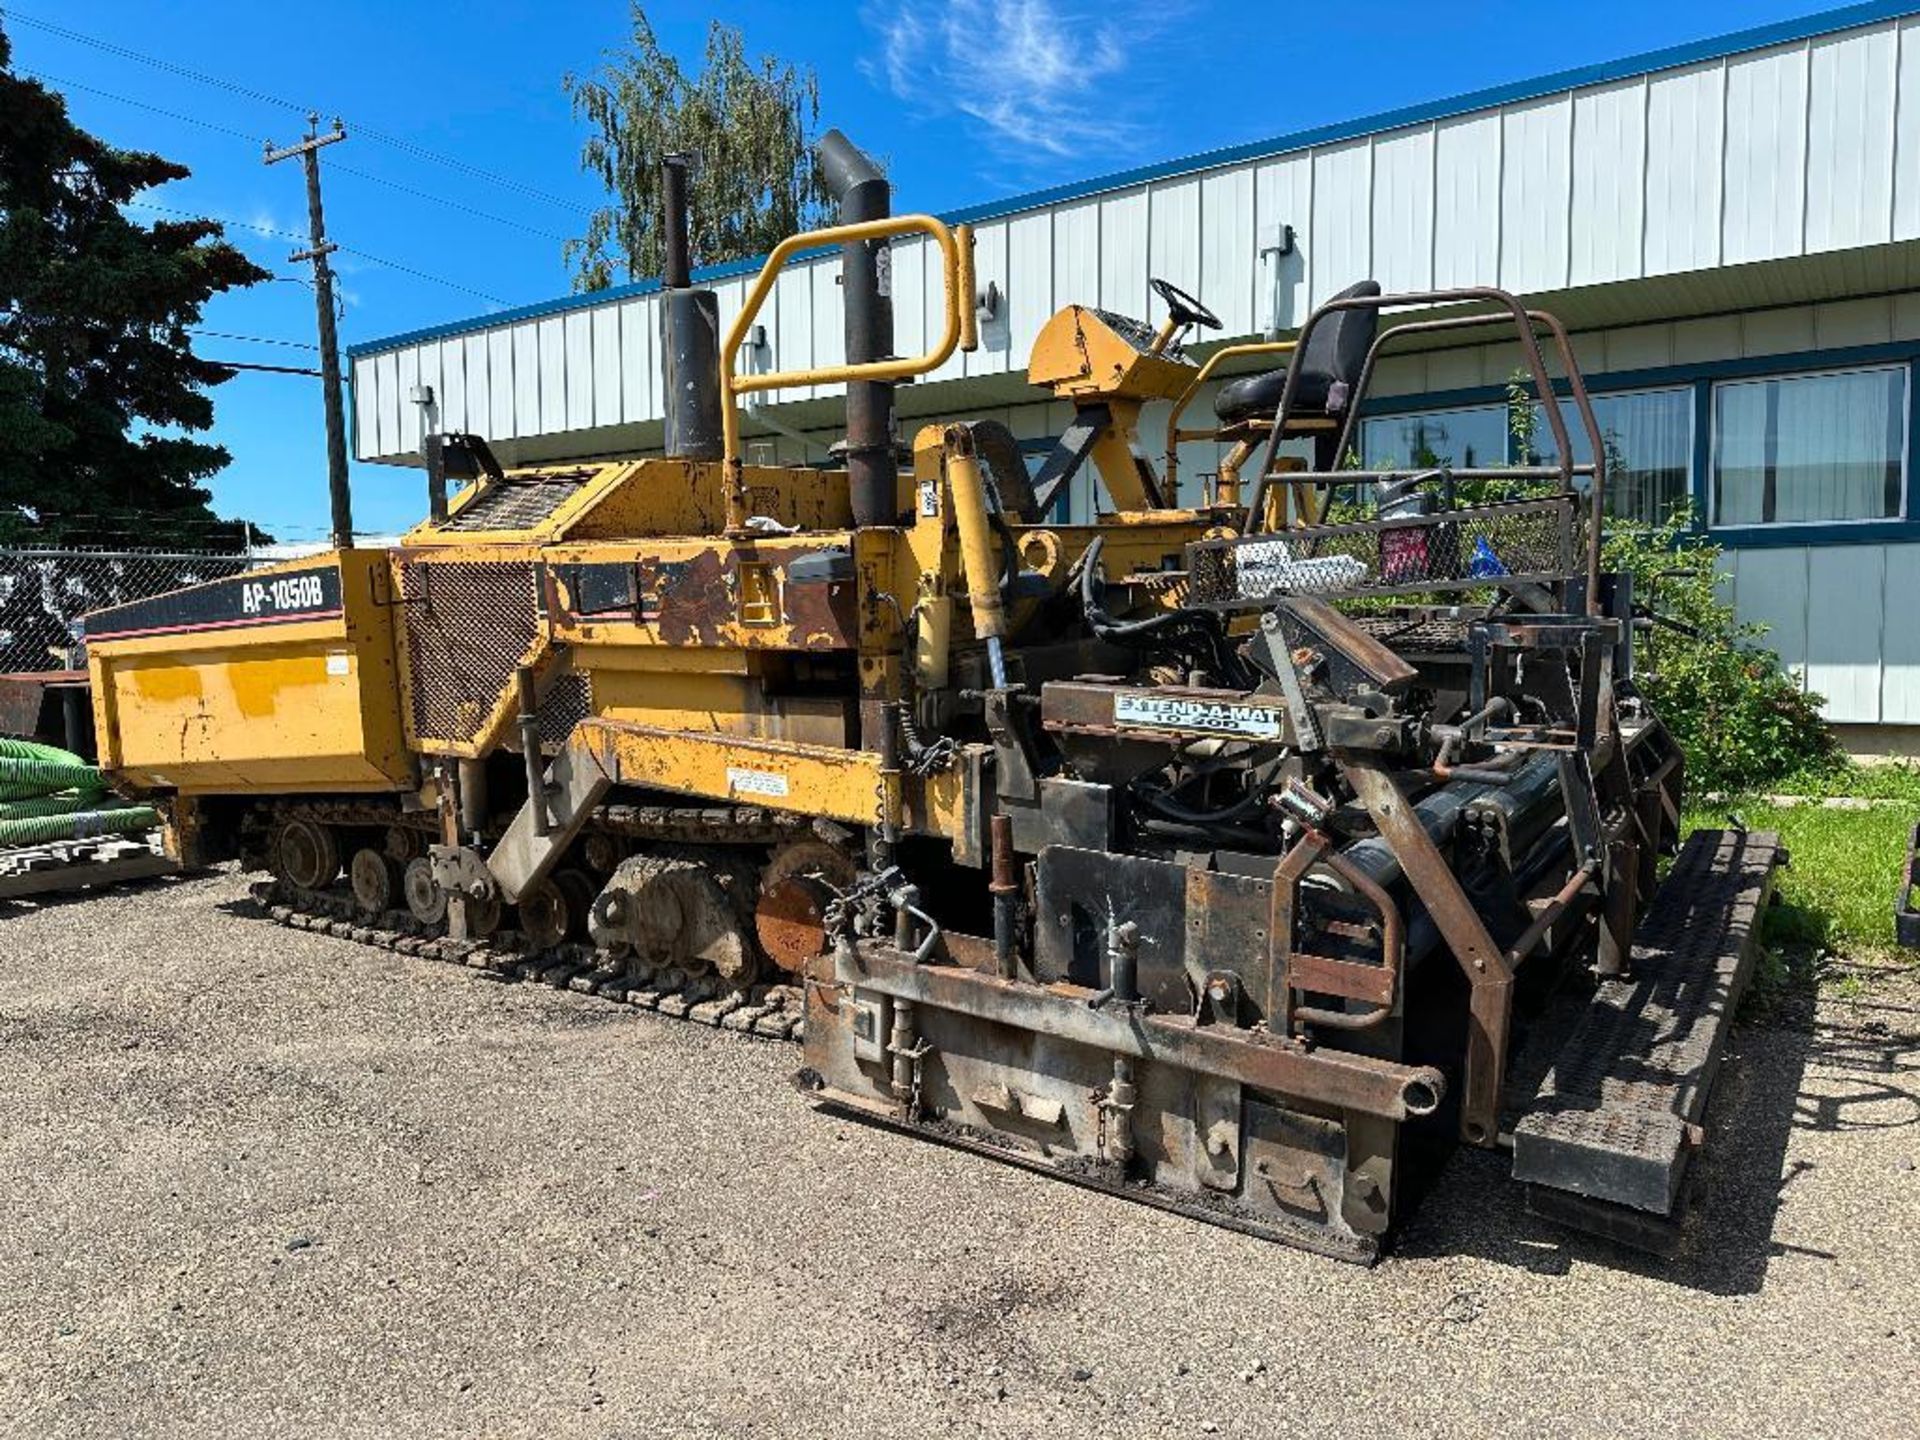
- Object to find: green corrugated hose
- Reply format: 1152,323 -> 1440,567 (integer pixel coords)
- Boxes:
0,756 -> 108,801
0,738 -> 88,764
0,804 -> 159,848
0,737 -> 156,846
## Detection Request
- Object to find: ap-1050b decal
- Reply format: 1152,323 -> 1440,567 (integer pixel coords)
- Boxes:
84,564 -> 344,642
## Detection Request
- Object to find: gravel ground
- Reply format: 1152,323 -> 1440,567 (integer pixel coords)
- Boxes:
2,868 -> 1915,1439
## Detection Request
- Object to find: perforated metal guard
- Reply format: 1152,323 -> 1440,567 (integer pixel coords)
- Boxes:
537,671 -> 592,748
1352,614 -> 1477,653
1185,494 -> 1583,606
399,559 -> 540,748
441,473 -> 593,533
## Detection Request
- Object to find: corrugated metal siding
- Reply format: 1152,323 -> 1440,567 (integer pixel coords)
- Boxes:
1500,97 -> 1572,294
1370,126 -> 1434,294
1722,541 -> 1915,727
1807,26 -> 1900,253
1309,142 -> 1372,303
1569,79 -> 1647,287
1253,154 -> 1312,327
1879,542 -> 1920,720
1431,112 -> 1503,289
1201,166 -> 1256,335
1643,62 -> 1725,276
966,219 -> 1012,378
1897,18 -> 1920,240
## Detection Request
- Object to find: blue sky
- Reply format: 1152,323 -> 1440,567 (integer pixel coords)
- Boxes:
7,0 -> 1844,541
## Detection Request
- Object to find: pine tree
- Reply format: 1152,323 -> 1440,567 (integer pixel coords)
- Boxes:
0,25 -> 269,548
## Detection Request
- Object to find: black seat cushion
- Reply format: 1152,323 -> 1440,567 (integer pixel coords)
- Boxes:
1212,279 -> 1382,426
1214,364 -> 1303,424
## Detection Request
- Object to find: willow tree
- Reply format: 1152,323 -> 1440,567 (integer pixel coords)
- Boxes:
562,6 -> 834,291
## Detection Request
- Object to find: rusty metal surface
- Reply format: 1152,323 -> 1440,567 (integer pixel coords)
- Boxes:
1343,761 -> 1513,1148
837,940 -> 1445,1123
546,541 -> 859,652
0,672 -> 79,742
809,1086 -> 1381,1264
755,839 -> 857,976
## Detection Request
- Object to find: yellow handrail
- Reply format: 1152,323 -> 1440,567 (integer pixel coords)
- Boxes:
720,213 -> 977,527
1161,339 -> 1297,491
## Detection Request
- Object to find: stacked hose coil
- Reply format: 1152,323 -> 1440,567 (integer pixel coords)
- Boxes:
0,738 -> 158,848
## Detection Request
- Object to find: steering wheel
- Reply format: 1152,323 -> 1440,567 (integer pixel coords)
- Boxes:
1150,277 -> 1222,332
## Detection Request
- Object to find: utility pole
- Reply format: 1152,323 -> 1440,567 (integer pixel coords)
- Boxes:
265,114 -> 353,551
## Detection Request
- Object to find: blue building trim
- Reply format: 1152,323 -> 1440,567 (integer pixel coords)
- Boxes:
348,1 -> 1920,361
1358,341 -> 1920,549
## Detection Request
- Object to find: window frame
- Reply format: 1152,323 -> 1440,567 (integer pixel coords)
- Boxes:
1526,383 -> 1697,523
1706,361 -> 1912,532
1358,402 -> 1513,471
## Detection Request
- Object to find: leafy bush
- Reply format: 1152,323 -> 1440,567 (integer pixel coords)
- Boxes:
1602,510 -> 1840,793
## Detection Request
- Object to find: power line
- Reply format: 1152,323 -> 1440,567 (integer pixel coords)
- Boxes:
27,68 -> 576,243
347,125 -> 591,215
2,9 -> 313,113
18,69 -> 263,142
3,6 -> 309,112
125,201 -> 307,244
333,244 -> 509,307
329,161 -> 571,240
125,202 -> 507,305
190,329 -> 320,351
3,7 -> 594,215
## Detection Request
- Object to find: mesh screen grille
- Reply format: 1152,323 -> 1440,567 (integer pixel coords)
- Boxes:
441,474 -> 592,533
400,559 -> 540,747
1352,614 -> 1477,652
537,671 -> 592,748
1186,495 -> 1583,606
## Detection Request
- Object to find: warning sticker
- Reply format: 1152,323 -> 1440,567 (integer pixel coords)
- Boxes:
1112,693 -> 1283,740
726,765 -> 791,798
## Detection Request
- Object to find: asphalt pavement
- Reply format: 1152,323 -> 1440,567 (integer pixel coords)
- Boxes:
1,868 -> 1914,1439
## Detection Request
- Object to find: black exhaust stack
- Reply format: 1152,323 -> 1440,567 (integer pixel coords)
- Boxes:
658,153 -> 724,460
816,129 -> 897,527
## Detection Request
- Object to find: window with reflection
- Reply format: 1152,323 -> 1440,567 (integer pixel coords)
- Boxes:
1711,366 -> 1907,526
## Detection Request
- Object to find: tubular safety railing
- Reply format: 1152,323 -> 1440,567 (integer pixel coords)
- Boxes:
718,214 -> 978,532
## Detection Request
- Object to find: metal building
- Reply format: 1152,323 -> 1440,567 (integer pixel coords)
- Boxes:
349,0 -> 1920,750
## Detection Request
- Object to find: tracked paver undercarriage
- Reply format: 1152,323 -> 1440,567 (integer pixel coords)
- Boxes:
84,135 -> 1778,1262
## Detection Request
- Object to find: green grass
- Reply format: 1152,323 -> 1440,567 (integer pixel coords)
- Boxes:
1682,798 -> 1914,956
1766,759 -> 1920,803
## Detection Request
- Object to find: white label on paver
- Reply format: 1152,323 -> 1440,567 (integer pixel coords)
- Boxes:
1112,693 -> 1283,739
726,766 -> 790,797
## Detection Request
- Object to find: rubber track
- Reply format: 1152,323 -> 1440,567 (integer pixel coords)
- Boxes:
243,878 -> 807,1044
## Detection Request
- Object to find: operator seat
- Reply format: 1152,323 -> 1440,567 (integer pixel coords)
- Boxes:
1213,279 -> 1381,466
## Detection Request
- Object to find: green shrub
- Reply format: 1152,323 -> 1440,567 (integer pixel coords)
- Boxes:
1602,510 -> 1840,793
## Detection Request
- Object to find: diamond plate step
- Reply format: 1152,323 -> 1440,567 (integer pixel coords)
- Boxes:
1513,828 -> 1781,1237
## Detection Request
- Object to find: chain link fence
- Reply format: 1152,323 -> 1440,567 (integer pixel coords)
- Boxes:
0,548 -> 257,673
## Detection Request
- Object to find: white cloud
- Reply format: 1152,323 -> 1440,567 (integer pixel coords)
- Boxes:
861,0 -> 1174,165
